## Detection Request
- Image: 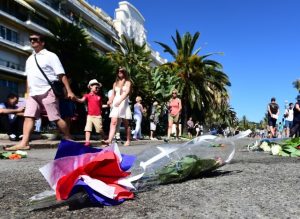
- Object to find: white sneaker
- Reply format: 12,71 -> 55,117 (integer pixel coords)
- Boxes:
9,134 -> 16,138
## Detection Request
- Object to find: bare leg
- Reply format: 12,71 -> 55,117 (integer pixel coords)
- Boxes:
167,120 -> 173,139
176,123 -> 179,138
123,119 -> 131,146
56,118 -> 72,140
269,126 -> 275,137
85,131 -> 91,143
107,117 -> 119,143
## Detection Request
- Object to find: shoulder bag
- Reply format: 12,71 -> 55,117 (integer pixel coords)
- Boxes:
34,54 -> 65,98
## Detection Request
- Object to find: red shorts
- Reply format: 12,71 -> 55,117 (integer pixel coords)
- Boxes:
24,89 -> 61,121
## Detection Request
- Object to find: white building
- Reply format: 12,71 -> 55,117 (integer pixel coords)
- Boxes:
113,1 -> 167,66
0,0 -> 166,100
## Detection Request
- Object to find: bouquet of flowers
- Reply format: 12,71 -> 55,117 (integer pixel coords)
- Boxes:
128,131 -> 251,190
29,130 -> 251,210
248,137 -> 300,157
0,150 -> 27,160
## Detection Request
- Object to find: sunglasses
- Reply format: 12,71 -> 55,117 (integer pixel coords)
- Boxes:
172,92 -> 177,94
29,37 -> 40,43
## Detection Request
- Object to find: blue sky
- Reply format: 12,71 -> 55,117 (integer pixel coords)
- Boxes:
89,0 -> 300,122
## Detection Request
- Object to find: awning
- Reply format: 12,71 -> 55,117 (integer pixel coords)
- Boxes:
14,0 -> 35,12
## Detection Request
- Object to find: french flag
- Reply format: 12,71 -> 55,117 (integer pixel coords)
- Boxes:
39,140 -> 136,206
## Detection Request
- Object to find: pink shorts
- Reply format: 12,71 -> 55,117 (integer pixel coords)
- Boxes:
24,89 -> 61,121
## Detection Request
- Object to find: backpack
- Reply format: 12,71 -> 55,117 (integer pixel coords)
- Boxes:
269,103 -> 279,114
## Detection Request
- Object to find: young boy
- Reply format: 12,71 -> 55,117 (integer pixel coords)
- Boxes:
75,79 -> 105,146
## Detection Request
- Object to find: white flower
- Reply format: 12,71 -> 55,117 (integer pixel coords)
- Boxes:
15,150 -> 28,157
260,142 -> 271,152
271,145 -> 282,155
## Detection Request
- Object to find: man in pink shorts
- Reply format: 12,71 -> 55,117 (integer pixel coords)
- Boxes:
4,33 -> 75,151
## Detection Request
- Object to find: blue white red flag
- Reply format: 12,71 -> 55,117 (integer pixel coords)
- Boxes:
39,140 -> 136,206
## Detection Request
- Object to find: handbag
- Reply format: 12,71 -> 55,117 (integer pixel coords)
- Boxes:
34,54 -> 65,98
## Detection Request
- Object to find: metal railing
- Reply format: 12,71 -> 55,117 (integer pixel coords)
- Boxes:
0,58 -> 25,71
67,0 -> 116,34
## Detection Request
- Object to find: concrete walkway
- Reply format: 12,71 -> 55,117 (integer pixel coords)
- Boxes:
0,133 -> 186,149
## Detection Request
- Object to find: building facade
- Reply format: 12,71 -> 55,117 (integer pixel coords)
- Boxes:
0,0 -> 166,100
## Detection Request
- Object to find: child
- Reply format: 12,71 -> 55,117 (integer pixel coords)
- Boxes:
75,79 -> 105,146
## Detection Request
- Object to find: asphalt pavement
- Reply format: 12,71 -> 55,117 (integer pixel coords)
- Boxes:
0,138 -> 300,218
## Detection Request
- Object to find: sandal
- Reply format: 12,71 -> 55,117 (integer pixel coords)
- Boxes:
124,141 -> 130,147
101,140 -> 111,147
3,145 -> 30,151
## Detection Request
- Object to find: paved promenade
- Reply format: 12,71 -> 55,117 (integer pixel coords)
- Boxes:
0,134 -> 168,149
0,138 -> 300,218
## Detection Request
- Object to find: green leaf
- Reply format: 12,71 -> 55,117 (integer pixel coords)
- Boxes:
0,152 -> 13,159
283,146 -> 298,153
278,151 -> 290,157
290,150 -> 300,157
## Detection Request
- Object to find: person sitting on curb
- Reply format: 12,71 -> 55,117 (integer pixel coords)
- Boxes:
74,79 -> 106,146
0,93 -> 25,141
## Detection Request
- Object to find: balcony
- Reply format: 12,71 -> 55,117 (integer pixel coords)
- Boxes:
0,36 -> 32,53
67,0 -> 117,36
29,0 -> 72,23
25,20 -> 52,36
0,58 -> 26,76
0,4 -> 51,35
86,28 -> 116,52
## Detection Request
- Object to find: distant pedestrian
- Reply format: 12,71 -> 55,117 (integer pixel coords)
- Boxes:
194,121 -> 200,137
267,97 -> 279,138
199,124 -> 204,136
133,96 -> 145,140
284,102 -> 294,137
187,117 -> 194,139
277,121 -> 284,138
165,89 -> 182,142
150,101 -> 160,140
4,33 -> 75,151
74,79 -> 105,146
290,95 -> 300,137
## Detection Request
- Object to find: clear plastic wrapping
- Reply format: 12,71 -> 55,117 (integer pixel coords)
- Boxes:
129,130 -> 251,190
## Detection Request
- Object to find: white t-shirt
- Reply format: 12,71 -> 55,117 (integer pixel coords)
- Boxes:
25,49 -> 65,96
285,108 -> 294,121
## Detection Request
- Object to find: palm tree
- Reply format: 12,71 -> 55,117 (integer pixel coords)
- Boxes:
155,30 -> 231,128
150,67 -> 180,104
292,79 -> 300,93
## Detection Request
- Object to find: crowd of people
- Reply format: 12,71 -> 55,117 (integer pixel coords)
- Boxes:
266,96 -> 300,138
5,33 -> 300,151
0,32 -> 209,151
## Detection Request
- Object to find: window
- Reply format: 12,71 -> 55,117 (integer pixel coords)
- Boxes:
0,25 -> 19,44
0,79 -> 18,93
0,26 -> 5,38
